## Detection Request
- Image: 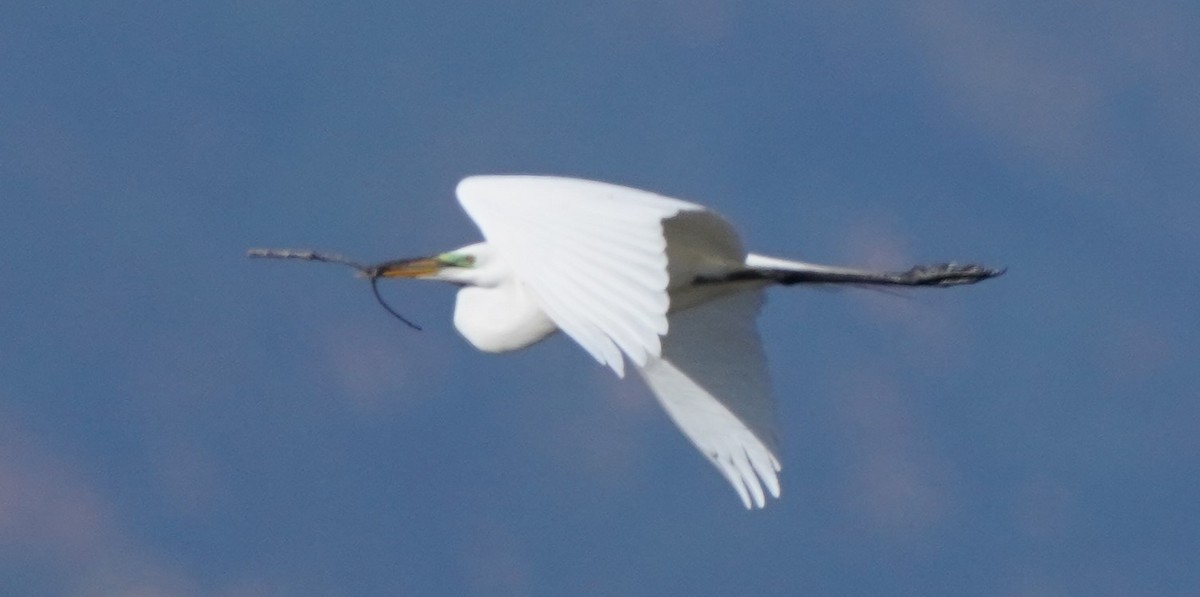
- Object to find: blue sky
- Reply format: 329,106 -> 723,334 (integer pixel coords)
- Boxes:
2,1 -> 1198,595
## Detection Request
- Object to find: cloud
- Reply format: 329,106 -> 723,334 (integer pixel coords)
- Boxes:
0,403 -> 287,596
831,374 -> 956,538
904,0 -> 1200,233
0,405 -> 197,596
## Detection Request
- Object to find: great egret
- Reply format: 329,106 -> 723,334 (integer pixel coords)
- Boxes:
250,175 -> 1002,509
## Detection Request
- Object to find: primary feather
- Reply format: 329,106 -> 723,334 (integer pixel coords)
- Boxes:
457,175 -> 701,377
638,290 -> 780,508
456,175 -> 782,507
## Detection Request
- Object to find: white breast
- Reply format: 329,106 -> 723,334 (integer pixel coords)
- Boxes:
452,281 -> 558,353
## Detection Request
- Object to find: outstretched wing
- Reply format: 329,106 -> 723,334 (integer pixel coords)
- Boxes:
456,175 -> 704,377
637,289 -> 780,509
460,175 -> 780,507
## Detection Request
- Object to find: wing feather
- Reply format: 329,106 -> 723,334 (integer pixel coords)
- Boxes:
527,235 -> 658,367
456,175 -> 703,376
636,290 -> 781,509
457,175 -> 782,507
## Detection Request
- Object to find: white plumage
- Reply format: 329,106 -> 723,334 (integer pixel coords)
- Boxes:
456,176 -> 696,376
255,175 -> 1001,508
454,175 -> 782,507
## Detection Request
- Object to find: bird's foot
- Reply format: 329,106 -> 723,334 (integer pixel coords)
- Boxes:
898,262 -> 1006,286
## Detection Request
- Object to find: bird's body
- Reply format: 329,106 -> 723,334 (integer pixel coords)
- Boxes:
442,243 -> 559,353
251,175 -> 1002,509
445,208 -> 768,355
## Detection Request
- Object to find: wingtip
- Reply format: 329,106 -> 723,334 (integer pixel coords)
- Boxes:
609,357 -> 626,379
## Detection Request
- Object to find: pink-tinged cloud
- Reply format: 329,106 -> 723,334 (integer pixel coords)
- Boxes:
910,0 -> 1105,164
319,319 -> 458,416
903,1 -> 1200,232
1010,475 -> 1071,541
0,404 -> 286,597
0,406 -> 195,595
831,374 -> 956,538
838,215 -> 981,369
523,364 -> 653,501
458,517 -> 532,597
1093,318 -> 1174,383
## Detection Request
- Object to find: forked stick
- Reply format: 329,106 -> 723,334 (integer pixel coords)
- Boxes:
247,248 -> 422,330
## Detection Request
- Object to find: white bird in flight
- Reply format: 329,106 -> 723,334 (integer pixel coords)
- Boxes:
250,175 -> 1002,509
